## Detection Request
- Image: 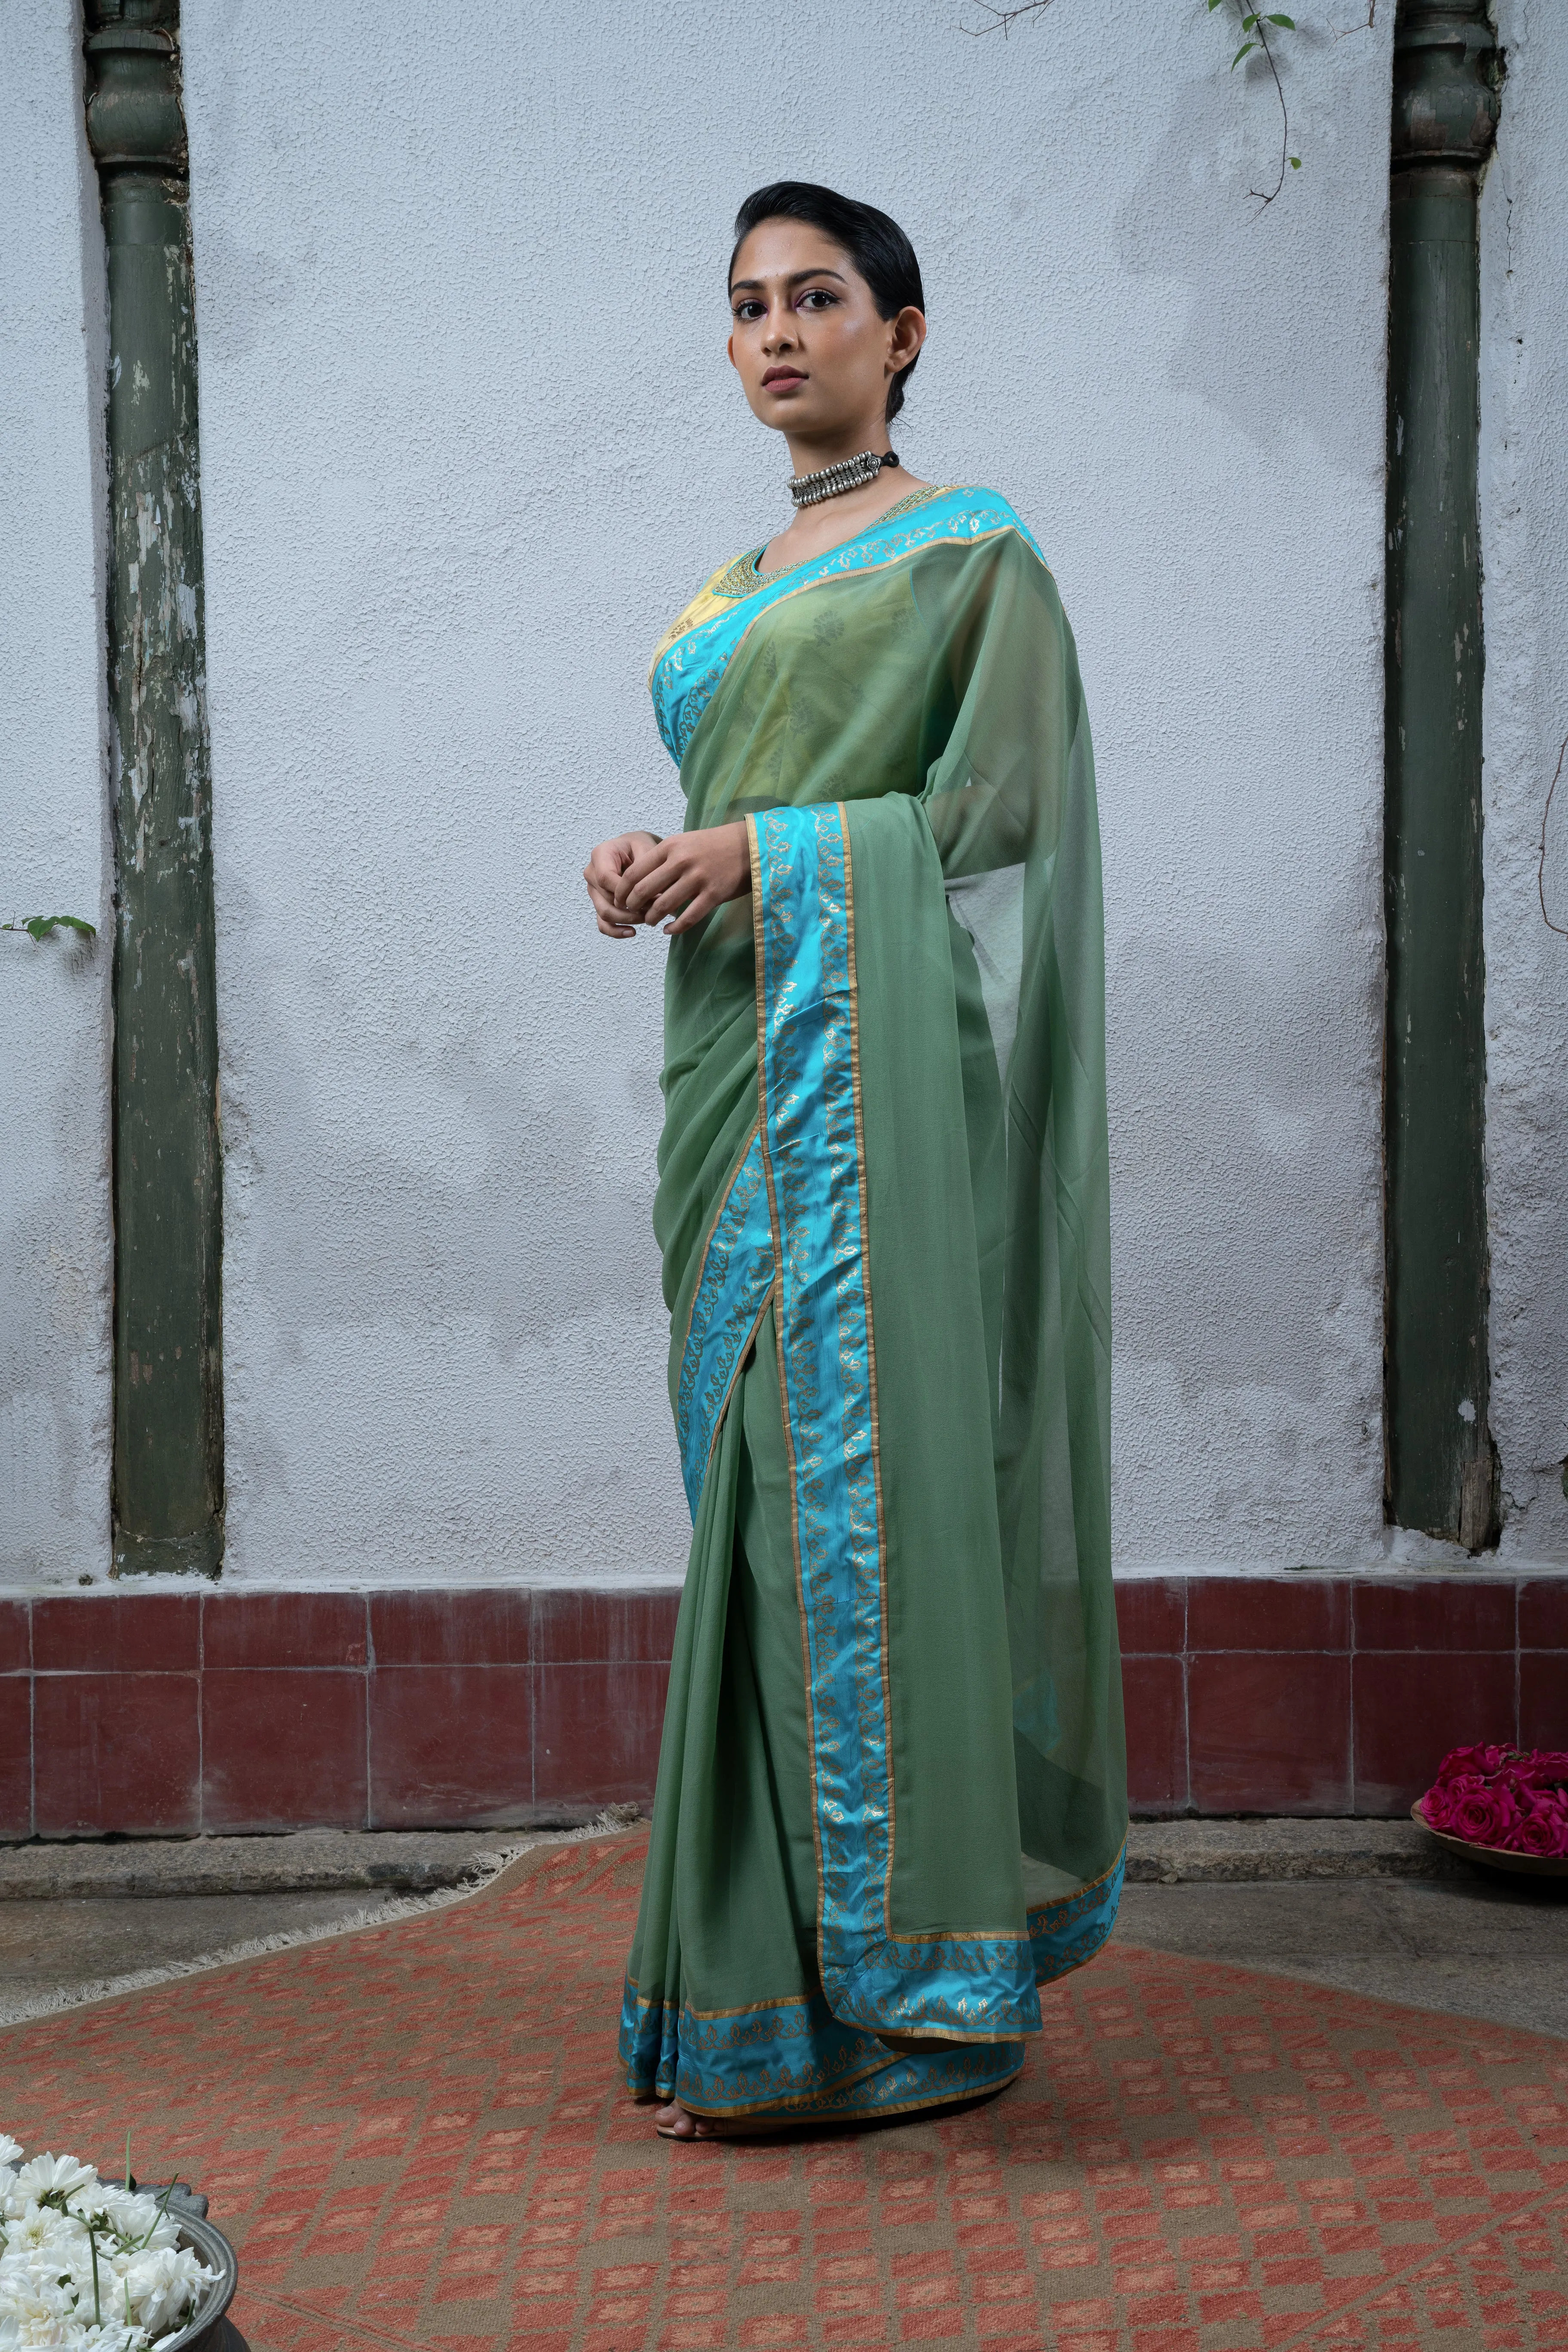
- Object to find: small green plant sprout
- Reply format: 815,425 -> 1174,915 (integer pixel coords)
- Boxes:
2,914 -> 98,943
1222,3 -> 1296,71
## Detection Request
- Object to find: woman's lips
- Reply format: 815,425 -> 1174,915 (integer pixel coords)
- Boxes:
763,370 -> 806,389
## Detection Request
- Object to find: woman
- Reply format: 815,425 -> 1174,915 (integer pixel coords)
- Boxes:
583,182 -> 1125,2140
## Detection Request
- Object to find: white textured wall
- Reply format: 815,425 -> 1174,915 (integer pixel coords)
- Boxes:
0,4 -> 112,1585
1481,1 -> 1568,1561
177,0 -> 1399,1586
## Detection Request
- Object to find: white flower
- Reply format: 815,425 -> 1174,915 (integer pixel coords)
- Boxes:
5,2197 -> 77,2254
0,2283 -> 77,2348
0,2137 -> 212,2352
13,2154 -> 95,2204
0,2142 -> 19,2171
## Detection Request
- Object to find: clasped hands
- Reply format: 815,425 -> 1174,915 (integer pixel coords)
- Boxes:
583,822 -> 751,940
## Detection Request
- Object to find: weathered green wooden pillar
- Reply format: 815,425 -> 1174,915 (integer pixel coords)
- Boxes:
1384,0 -> 1501,1549
83,0 -> 224,1577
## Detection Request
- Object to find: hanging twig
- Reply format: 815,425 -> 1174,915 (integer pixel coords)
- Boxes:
966,1 -> 1304,206
1219,6 -> 1302,207
961,0 -> 1058,30
1540,735 -> 1568,937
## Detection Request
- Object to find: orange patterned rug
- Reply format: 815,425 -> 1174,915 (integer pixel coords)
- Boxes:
5,1829 -> 1567,2352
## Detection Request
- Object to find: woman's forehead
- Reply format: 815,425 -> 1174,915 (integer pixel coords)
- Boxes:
730,219 -> 860,289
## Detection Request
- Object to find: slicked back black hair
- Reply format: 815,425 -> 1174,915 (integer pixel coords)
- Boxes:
729,181 -> 925,423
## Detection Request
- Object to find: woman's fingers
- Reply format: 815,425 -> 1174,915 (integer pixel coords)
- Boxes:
621,856 -> 683,919
601,828 -> 745,933
615,836 -> 668,894
641,869 -> 709,927
585,867 -> 637,938
664,893 -> 717,935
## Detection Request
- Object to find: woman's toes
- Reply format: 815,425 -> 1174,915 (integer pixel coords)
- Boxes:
655,2101 -> 697,2138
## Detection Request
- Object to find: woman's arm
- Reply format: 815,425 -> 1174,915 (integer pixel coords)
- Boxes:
586,822 -> 751,939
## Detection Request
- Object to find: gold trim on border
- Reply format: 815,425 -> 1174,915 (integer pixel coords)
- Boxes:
658,518 -> 1049,764
836,808 -> 898,1937
672,1116 -> 762,1380
711,485 -> 950,603
671,2055 -> 1026,2125
698,1278 -> 777,1495
747,811 -> 830,1923
1024,1831 -> 1128,1923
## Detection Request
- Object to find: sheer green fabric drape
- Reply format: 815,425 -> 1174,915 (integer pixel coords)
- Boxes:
622,493 -> 1125,2122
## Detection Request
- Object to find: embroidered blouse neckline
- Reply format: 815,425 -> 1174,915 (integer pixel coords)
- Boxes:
710,484 -> 952,602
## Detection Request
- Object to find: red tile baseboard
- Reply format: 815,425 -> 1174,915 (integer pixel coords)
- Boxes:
1115,1572 -> 1559,1816
0,1575 -> 1562,1835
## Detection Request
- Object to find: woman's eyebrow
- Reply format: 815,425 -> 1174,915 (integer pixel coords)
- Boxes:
729,267 -> 851,294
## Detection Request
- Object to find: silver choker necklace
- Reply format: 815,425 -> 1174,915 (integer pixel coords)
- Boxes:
787,450 -> 899,508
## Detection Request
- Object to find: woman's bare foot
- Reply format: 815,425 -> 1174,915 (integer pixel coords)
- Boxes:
655,2100 -> 714,2140
653,2099 -> 796,2140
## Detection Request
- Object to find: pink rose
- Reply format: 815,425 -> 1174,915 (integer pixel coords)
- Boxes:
1450,1784 -> 1521,1847
1501,1803 -> 1568,1859
1513,1752 -> 1568,1792
1420,1773 -> 1489,1832
1435,1743 -> 1515,1785
1418,1783 -> 1458,1832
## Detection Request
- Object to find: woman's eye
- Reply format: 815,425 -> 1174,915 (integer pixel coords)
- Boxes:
799,289 -> 837,311
733,300 -> 764,322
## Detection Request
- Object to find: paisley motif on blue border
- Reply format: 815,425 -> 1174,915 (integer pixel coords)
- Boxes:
748,801 -> 1042,2045
618,1975 -> 1024,2122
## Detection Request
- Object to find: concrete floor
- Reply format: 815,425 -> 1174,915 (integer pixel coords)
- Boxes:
1,1827 -> 1564,2041
1115,1871 -> 1568,2040
0,1886 -> 413,2010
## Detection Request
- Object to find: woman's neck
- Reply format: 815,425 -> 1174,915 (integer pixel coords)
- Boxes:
782,425 -> 893,477
756,440 -> 929,579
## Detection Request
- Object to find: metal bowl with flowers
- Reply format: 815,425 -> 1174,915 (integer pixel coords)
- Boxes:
0,2135 -> 243,2351
1412,1744 -> 1568,1876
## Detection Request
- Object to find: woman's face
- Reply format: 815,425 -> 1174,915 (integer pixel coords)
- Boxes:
727,218 -> 923,441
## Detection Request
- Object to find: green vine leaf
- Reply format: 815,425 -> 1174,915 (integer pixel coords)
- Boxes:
3,914 -> 98,943
1232,41 -> 1257,67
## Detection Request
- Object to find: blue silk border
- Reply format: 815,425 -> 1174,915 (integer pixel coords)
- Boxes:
1028,1844 -> 1126,1983
616,1843 -> 1123,2116
673,1129 -> 775,1516
652,802 -> 1124,2112
618,1978 -> 1024,2122
650,487 -> 1046,765
749,802 -> 1041,2044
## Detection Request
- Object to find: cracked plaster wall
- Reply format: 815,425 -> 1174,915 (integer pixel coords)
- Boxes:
6,5 -> 1558,1598
0,5 -> 113,1585
173,0 -> 1400,1587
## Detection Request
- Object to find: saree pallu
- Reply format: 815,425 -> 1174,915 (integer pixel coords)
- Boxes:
620,486 -> 1126,2123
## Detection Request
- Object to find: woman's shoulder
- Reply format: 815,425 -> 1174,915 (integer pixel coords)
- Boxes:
917,485 -> 1049,568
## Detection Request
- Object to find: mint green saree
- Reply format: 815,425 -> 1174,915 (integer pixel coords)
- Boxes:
620,485 -> 1126,2124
